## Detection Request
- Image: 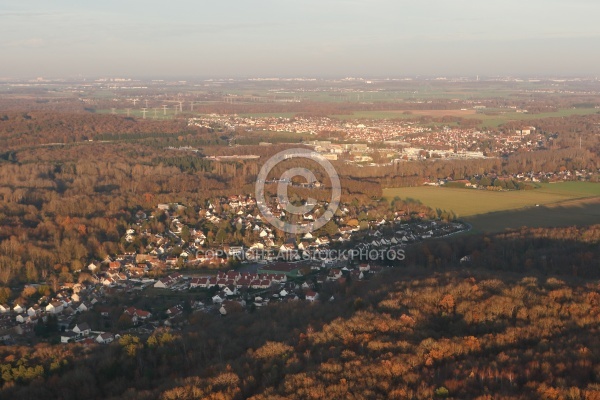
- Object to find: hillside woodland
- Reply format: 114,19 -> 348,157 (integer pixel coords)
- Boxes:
0,265 -> 598,399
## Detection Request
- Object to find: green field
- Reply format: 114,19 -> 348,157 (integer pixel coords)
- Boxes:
464,197 -> 600,233
332,108 -> 600,127
222,81 -> 565,103
384,182 -> 600,232
472,108 -> 600,128
239,112 -> 299,118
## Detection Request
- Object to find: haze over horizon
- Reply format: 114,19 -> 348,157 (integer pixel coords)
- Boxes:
1,0 -> 600,79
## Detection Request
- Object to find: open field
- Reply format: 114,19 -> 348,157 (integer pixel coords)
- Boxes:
332,108 -> 599,127
239,112 -> 299,118
384,182 -> 600,217
384,182 -> 600,232
332,109 -> 477,120
464,197 -> 600,233
472,108 -> 600,128
222,81 -> 572,103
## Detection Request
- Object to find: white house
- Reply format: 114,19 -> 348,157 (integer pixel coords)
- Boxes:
358,263 -> 371,272
279,244 -> 295,253
327,269 -> 343,281
77,303 -> 90,313
72,323 -> 91,337
102,277 -> 115,287
96,332 -> 114,344
13,304 -> 25,314
61,331 -> 78,343
46,301 -> 64,314
154,278 -> 170,289
27,306 -> 39,317
315,237 -> 330,246
87,262 -> 99,272
305,291 -> 319,302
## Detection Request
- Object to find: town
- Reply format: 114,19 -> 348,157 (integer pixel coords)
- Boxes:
187,114 -> 555,164
0,194 -> 468,346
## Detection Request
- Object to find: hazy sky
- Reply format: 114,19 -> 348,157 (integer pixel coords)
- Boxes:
1,0 -> 599,78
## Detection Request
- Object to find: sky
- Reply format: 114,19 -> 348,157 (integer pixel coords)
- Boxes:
1,0 -> 599,78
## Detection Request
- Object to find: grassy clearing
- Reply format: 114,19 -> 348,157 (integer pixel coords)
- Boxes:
331,108 -> 600,127
384,182 -> 600,232
332,109 -> 477,120
464,197 -> 600,233
473,108 -> 600,128
239,112 -> 299,118
383,182 -> 600,218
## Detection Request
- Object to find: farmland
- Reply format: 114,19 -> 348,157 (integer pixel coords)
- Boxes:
384,182 -> 600,232
331,109 -> 477,120
464,197 -> 600,233
332,107 -> 600,127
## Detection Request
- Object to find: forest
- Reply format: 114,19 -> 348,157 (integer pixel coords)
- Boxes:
0,245 -> 598,399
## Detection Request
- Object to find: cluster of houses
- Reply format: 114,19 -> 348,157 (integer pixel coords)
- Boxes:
183,114 -> 572,167
187,115 -> 430,144
2,285 -> 96,328
423,168 -> 598,190
123,196 -> 367,268
60,322 -> 116,345
154,272 -> 184,289
0,213 -> 468,346
0,282 -> 126,344
0,197 -> 469,344
209,269 -> 326,307
190,271 -> 287,290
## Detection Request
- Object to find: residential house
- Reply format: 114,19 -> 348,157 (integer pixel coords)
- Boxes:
327,269 -> 342,281
124,307 -> 152,323
189,277 -> 204,289
46,301 -> 64,314
76,303 -> 89,313
305,291 -> 319,302
166,305 -> 183,318
27,305 -> 40,317
61,331 -> 78,343
96,332 -> 115,344
315,237 -> 330,246
72,323 -> 91,337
